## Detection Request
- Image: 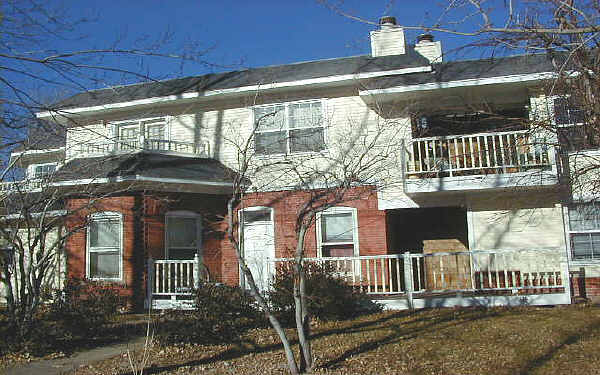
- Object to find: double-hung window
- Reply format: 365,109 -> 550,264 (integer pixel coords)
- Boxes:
317,207 -> 359,258
32,163 -> 56,179
114,117 -> 167,151
568,203 -> 600,261
165,212 -> 202,260
87,213 -> 122,280
254,101 -> 325,155
554,97 -> 593,151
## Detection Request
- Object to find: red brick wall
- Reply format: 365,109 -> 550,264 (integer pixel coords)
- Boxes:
66,196 -> 141,307
570,273 -> 600,299
220,187 -> 387,286
65,189 -> 388,301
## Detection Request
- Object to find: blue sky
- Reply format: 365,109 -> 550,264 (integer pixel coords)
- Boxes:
64,1 -> 473,80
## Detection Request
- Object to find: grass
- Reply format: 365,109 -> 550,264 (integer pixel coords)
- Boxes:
57,303 -> 600,374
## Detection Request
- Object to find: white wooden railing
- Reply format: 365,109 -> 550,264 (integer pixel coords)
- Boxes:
271,248 -> 570,308
76,138 -> 210,157
0,179 -> 47,193
146,254 -> 203,309
405,130 -> 553,178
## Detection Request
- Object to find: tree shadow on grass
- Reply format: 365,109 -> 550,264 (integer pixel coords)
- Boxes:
125,307 -> 506,375
517,318 -> 600,375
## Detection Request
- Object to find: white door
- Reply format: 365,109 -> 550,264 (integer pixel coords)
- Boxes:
241,208 -> 274,291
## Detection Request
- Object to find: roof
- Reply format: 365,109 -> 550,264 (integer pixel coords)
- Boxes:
54,152 -> 238,184
52,51 -> 430,110
363,53 -> 559,90
50,51 -> 561,112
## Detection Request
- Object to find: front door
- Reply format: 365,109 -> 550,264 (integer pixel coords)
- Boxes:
240,208 -> 274,291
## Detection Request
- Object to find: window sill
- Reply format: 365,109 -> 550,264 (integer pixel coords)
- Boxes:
253,149 -> 329,160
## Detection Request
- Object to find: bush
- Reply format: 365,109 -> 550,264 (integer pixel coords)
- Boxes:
47,277 -> 124,338
0,277 -> 124,356
269,262 -> 381,324
156,282 -> 266,345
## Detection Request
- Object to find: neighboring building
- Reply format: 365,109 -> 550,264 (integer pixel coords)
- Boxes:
2,17 -> 595,310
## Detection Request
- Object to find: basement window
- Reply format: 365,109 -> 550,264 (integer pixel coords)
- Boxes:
253,101 -> 325,155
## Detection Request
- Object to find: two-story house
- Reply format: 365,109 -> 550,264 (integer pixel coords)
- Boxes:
2,17 -> 594,310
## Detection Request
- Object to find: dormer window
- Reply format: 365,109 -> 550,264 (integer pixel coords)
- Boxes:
253,100 -> 325,155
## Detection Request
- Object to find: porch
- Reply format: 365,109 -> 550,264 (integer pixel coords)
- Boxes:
146,248 -> 571,310
403,129 -> 559,193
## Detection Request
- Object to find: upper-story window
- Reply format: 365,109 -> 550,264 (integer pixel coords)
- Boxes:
31,163 -> 56,179
553,97 -> 585,126
553,97 -> 597,151
253,101 -> 325,155
568,202 -> 600,261
114,118 -> 167,151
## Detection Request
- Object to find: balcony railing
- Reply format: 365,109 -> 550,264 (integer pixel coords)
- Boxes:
0,178 -> 46,193
405,129 -> 553,178
76,137 -> 210,157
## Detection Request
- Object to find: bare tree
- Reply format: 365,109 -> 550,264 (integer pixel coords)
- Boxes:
320,0 -> 600,199
221,93 -> 406,373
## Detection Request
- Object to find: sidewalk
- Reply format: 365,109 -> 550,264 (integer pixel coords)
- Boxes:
4,336 -> 147,375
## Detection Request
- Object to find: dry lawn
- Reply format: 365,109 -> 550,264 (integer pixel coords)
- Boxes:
61,304 -> 600,375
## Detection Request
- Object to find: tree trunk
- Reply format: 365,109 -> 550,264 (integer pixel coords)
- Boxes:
227,198 -> 301,375
294,222 -> 313,372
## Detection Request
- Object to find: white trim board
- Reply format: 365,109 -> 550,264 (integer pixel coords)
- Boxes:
359,72 -> 557,96
36,66 -> 432,119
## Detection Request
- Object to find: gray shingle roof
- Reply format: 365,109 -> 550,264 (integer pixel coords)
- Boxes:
52,51 -> 560,111
53,51 -> 431,109
363,53 -> 559,90
54,152 -> 237,184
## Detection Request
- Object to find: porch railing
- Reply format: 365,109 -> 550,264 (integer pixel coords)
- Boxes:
0,178 -> 46,193
146,254 -> 203,309
76,138 -> 210,157
405,130 -> 553,178
271,248 -> 569,307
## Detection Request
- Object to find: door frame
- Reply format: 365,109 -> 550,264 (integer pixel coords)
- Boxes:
238,206 -> 275,289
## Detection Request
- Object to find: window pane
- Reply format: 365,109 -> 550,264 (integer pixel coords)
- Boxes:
90,252 -> 119,278
290,128 -> 325,153
255,131 -> 287,155
570,203 -> 600,231
289,102 -> 322,129
322,244 -> 354,257
146,124 -> 165,139
167,217 -> 197,248
242,210 -> 271,224
168,248 -> 197,260
90,219 -> 120,248
322,213 -> 353,242
255,105 -> 285,131
34,164 -> 56,179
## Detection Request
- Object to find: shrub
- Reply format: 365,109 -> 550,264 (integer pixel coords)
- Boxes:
269,262 -> 381,324
47,277 -> 124,338
156,282 -> 266,345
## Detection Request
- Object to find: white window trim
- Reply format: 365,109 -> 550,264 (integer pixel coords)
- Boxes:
238,206 -> 275,289
111,116 -> 171,143
316,206 -> 360,258
550,95 -> 585,127
565,203 -> 600,264
164,211 -> 202,260
250,99 -> 328,157
28,162 -> 58,180
86,211 -> 123,281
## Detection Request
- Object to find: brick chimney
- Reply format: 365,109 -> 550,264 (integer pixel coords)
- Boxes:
370,16 -> 406,57
414,33 -> 443,63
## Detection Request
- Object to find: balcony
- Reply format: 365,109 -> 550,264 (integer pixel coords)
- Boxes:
403,129 -> 559,193
75,138 -> 210,158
